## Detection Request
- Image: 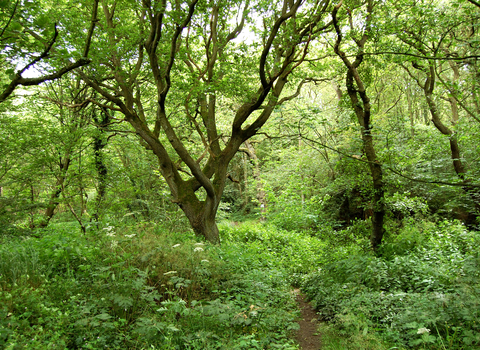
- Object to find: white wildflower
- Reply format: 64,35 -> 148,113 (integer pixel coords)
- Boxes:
194,242 -> 205,246
201,259 -> 209,263
103,225 -> 116,237
110,240 -> 118,249
163,271 -> 177,276
172,244 -> 181,248
193,247 -> 204,252
124,234 -> 136,238
417,327 -> 430,335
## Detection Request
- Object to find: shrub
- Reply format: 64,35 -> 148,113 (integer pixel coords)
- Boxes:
302,219 -> 480,349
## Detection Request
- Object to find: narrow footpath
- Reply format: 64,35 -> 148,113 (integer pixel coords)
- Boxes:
294,289 -> 321,350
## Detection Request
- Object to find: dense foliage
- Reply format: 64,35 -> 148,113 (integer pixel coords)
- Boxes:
1,218 -> 478,349
1,0 -> 480,348
303,219 -> 480,349
2,0 -> 479,242
0,222 -> 310,349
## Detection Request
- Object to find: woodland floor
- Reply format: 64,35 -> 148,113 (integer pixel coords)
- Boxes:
294,289 -> 321,350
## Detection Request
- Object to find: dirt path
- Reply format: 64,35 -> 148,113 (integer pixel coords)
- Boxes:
294,289 -> 321,350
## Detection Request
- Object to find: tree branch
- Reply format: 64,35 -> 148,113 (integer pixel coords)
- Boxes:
0,0 -> 99,104
300,132 -> 480,188
259,0 -> 302,88
0,0 -> 19,39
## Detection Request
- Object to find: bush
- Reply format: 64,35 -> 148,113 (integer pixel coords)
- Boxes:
220,221 -> 326,285
302,219 -> 480,349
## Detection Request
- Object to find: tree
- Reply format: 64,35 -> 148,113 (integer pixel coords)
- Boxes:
388,0 -> 480,214
0,84 -> 93,229
37,77 -> 99,230
241,140 -> 267,220
79,0 -> 332,242
332,0 -> 386,250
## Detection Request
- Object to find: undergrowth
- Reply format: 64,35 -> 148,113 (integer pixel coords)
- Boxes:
0,220 -> 319,349
2,216 -> 477,350
302,218 -> 480,350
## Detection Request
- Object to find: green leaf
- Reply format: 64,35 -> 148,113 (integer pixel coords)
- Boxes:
95,313 -> 112,320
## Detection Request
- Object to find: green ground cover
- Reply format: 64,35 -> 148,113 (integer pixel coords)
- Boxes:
0,218 -> 478,350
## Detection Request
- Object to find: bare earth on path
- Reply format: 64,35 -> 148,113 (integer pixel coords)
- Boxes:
294,289 -> 321,350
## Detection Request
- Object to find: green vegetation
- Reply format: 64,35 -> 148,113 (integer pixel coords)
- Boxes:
0,222 -> 312,349
0,224 -> 292,349
1,218 -> 478,349
1,0 -> 479,349
303,219 -> 480,349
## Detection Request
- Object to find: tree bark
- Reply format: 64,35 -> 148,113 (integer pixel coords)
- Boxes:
332,0 -> 385,251
179,193 -> 221,243
243,153 -> 249,210
406,85 -> 415,138
91,108 -> 110,221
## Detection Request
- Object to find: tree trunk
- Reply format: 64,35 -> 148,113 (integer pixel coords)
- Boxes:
177,186 -> 222,243
359,111 -> 385,251
333,0 -> 385,251
473,90 -> 480,116
448,60 -> 460,125
29,185 -> 35,229
38,152 -> 71,228
243,153 -> 249,210
39,187 -> 62,228
186,200 -> 220,243
92,108 -> 110,221
423,72 -> 467,179
406,85 -> 415,138
332,82 -> 343,101
244,141 -> 267,220
423,104 -> 430,125
93,137 -> 108,220
368,158 -> 385,250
